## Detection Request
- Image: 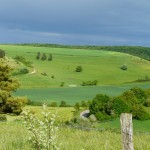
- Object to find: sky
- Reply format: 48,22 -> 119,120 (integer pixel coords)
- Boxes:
0,0 -> 150,46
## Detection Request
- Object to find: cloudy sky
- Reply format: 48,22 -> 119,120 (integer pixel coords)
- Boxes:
0,0 -> 150,46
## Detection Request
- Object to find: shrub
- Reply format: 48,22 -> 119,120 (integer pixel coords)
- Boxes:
22,107 -> 60,150
4,97 -> 28,115
74,102 -> 80,112
36,52 -> 41,60
41,72 -> 47,76
59,100 -> 67,107
48,53 -> 53,61
81,80 -> 98,86
41,53 -> 47,61
75,66 -> 82,72
12,68 -> 29,76
0,49 -> 5,58
14,55 -> 33,67
50,102 -> 58,107
120,64 -> 127,70
60,82 -> 64,87
130,87 -> 147,104
95,112 -> 110,121
113,97 -> 131,116
132,105 -> 150,120
144,99 -> 150,107
89,94 -> 110,115
0,114 -> 7,121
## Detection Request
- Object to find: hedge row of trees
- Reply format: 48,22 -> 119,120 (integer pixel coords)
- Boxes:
89,87 -> 150,121
36,52 -> 53,61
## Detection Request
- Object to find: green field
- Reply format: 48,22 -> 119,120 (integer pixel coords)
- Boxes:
14,82 -> 150,105
1,44 -> 150,88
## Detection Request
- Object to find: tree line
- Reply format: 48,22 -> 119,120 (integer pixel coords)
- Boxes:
36,52 -> 53,61
16,44 -> 150,61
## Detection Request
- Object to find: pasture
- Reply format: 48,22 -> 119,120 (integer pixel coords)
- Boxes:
1,106 -> 150,150
1,44 -> 150,88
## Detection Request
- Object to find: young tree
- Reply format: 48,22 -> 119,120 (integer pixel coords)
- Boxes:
36,52 -> 41,60
48,53 -> 53,61
0,59 -> 27,114
41,53 -> 47,61
0,49 -> 5,58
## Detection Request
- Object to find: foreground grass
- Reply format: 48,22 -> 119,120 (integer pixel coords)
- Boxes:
0,121 -> 150,150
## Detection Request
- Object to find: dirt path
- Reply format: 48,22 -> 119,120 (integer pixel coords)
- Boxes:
28,68 -> 36,75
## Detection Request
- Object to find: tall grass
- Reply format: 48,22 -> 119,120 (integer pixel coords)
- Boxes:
0,122 -> 150,150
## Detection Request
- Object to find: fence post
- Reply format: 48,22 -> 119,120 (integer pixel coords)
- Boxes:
120,113 -> 134,150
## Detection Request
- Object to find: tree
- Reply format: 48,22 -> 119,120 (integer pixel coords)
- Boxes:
0,49 -> 5,58
0,59 -> 27,114
75,66 -> 82,72
41,53 -> 47,61
48,53 -> 53,61
36,52 -> 41,60
59,100 -> 67,107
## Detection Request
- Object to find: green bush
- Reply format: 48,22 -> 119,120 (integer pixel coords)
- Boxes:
50,102 -> 58,107
81,80 -> 98,86
95,112 -> 110,121
59,101 -> 67,107
144,99 -> 150,107
75,66 -> 82,72
120,64 -> 128,70
12,68 -> 29,76
60,82 -> 64,87
113,97 -> 131,116
0,114 -> 7,121
0,49 -> 5,58
132,105 -> 150,120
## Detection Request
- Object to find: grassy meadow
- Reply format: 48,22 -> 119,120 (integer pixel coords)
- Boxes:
1,106 -> 150,150
0,44 -> 150,105
0,44 -> 150,149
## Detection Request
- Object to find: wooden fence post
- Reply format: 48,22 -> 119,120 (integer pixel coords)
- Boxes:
120,113 -> 134,150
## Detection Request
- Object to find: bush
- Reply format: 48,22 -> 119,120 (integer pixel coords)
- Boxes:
0,49 -> 5,58
130,87 -> 147,104
89,114 -> 97,122
59,100 -> 67,107
12,68 -> 29,76
22,108 -> 59,149
113,97 -> 131,116
132,105 -> 150,120
50,102 -> 58,107
144,99 -> 150,107
120,64 -> 127,70
0,114 -> 7,121
60,82 -> 64,87
89,94 -> 110,115
75,66 -> 82,72
95,112 -> 110,121
81,80 -> 98,86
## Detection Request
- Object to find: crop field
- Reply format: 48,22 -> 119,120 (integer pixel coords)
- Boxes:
14,82 -> 150,105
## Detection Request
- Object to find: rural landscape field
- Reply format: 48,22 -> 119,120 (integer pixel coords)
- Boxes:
0,44 -> 150,150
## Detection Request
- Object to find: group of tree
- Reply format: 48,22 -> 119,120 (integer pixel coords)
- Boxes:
0,58 -> 28,115
89,87 -> 150,121
36,52 -> 53,61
